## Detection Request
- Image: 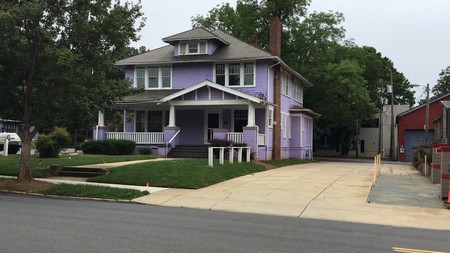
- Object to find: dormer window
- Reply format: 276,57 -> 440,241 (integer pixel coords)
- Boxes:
179,41 -> 207,55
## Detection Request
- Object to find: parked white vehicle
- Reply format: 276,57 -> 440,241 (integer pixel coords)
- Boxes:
0,133 -> 21,154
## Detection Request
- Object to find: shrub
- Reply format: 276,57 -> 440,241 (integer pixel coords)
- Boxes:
35,127 -> 72,158
137,147 -> 152,155
81,139 -> 136,155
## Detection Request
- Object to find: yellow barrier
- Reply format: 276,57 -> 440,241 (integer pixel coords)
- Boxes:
373,154 -> 381,184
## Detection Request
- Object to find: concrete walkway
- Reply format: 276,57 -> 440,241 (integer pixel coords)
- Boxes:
134,161 -> 450,230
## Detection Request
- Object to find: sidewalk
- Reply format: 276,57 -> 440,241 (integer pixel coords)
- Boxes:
133,162 -> 450,230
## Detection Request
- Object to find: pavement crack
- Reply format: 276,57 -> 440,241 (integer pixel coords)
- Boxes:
298,168 -> 355,218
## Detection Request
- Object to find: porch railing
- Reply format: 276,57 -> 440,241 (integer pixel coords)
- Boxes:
227,132 -> 243,144
226,132 -> 266,146
106,132 -> 164,144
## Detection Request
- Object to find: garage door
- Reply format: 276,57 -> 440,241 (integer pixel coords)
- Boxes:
404,130 -> 434,162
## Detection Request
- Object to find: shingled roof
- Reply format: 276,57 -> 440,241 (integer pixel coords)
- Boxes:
162,27 -> 229,45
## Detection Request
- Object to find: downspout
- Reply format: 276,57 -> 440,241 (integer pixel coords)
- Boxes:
267,61 -> 280,160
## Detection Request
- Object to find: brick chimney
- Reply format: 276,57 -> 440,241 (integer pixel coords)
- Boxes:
270,16 -> 282,160
269,16 -> 282,56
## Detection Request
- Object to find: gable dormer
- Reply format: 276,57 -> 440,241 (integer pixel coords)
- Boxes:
162,27 -> 229,56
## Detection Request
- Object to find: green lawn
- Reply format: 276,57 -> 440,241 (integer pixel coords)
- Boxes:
89,158 -> 266,189
39,184 -> 149,200
0,154 -> 156,178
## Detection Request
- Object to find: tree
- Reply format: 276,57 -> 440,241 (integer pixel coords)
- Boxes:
0,0 -> 145,181
431,67 -> 450,98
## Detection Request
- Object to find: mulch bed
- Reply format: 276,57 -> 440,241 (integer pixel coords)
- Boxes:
0,179 -> 54,193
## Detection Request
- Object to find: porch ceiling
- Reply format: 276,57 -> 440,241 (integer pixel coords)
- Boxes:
290,105 -> 321,118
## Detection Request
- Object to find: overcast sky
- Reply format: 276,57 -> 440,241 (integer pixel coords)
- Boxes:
131,0 -> 450,101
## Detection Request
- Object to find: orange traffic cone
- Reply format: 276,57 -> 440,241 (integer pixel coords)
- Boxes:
146,181 -> 149,187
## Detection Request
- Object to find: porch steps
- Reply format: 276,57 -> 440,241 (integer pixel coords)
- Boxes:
50,166 -> 109,177
168,145 -> 209,158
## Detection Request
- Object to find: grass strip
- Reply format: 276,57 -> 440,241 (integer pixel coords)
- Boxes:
39,184 -> 149,200
0,154 -> 156,178
89,158 -> 266,189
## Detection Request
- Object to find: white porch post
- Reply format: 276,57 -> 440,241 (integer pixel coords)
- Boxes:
97,110 -> 105,127
168,104 -> 176,127
247,103 -> 255,126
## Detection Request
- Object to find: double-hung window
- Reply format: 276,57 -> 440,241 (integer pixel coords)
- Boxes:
228,63 -> 241,86
136,68 -> 145,88
135,66 -> 172,89
148,67 -> 159,88
214,62 -> 255,87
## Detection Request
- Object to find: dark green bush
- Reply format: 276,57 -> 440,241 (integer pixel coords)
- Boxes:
35,127 -> 72,158
137,147 -> 152,155
81,139 -> 136,155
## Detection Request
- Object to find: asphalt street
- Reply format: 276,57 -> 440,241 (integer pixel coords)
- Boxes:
1,194 -> 449,253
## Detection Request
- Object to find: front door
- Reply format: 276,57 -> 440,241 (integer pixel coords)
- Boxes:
205,111 -> 221,143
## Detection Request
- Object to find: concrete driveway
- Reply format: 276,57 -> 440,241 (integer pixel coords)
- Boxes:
135,161 -> 450,230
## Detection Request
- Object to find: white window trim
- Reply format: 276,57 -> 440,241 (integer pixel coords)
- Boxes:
281,112 -> 290,139
213,62 -> 256,87
134,66 -> 172,90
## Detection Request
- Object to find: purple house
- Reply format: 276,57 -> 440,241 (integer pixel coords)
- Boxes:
97,18 -> 319,160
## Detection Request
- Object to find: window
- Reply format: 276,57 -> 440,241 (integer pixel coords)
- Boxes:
148,67 -> 159,88
179,41 -> 207,55
188,43 -> 198,54
244,63 -> 254,85
229,64 -> 241,86
135,111 -> 146,132
135,66 -> 172,89
268,107 -> 274,128
282,71 -> 290,97
136,68 -> 145,88
161,67 -> 171,88
233,110 -> 248,132
148,111 -> 163,132
293,79 -> 303,102
214,62 -> 255,87
215,64 -> 225,85
281,112 -> 289,139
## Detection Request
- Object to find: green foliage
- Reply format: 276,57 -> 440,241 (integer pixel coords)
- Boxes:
88,159 -> 266,189
81,139 -> 136,155
263,159 -> 312,167
0,0 -> 145,179
136,147 -> 153,155
39,184 -> 149,200
431,66 -> 450,99
35,127 -> 71,158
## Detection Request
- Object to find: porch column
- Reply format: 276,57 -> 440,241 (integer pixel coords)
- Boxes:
97,110 -> 105,127
247,103 -> 255,127
168,104 -> 176,127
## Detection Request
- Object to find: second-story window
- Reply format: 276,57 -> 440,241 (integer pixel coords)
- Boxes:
135,66 -> 172,89
188,43 -> 198,54
229,63 -> 241,86
214,62 -> 255,87
179,41 -> 207,55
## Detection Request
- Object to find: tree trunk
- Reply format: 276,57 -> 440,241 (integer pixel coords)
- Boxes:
17,129 -> 33,181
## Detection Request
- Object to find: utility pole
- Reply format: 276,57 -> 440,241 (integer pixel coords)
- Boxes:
389,70 -> 395,160
424,83 -> 430,145
378,81 -> 383,155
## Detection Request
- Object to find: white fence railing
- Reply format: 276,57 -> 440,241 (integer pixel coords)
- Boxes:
227,132 -> 243,144
226,132 -> 266,146
106,132 -> 164,144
